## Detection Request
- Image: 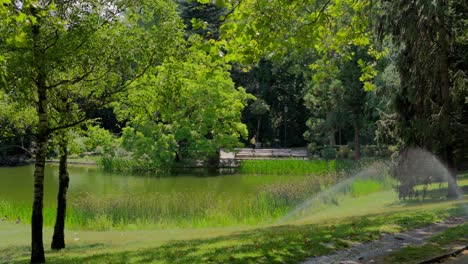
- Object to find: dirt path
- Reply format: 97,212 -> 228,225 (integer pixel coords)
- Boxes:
302,216 -> 468,264
444,251 -> 468,264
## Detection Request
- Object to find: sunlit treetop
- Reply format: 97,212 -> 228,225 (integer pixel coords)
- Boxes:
197,0 -> 387,90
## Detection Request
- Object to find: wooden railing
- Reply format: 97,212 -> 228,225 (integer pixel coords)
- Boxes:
220,148 -> 309,161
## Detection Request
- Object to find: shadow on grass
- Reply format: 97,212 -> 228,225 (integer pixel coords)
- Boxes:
0,243 -> 108,264
0,245 -> 29,264
4,206 -> 463,264
386,185 -> 468,208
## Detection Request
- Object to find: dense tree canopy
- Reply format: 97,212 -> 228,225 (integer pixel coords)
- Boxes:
377,0 -> 468,195
1,1 -> 467,261
1,0 -> 185,261
115,43 -> 253,165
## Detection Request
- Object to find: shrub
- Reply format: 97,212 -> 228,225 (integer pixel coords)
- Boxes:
85,125 -> 116,153
337,146 -> 353,159
307,142 -> 317,155
321,146 -> 337,160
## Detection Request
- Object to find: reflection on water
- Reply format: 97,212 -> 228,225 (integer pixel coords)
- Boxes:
0,164 -> 288,206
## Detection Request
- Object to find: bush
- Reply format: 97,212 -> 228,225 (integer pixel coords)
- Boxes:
85,125 -> 116,153
321,146 -> 337,160
362,146 -> 375,157
337,146 -> 353,159
307,142 -> 317,155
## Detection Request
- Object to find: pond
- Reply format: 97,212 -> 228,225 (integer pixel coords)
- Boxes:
0,164 -> 317,229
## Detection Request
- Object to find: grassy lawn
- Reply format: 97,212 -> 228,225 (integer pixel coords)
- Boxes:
1,172 -> 466,263
1,206 -> 465,263
1,193 -> 466,263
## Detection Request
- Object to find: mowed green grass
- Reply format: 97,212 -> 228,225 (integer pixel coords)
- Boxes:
1,205 -> 465,264
1,179 -> 466,264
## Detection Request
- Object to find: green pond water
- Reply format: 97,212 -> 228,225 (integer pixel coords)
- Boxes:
0,164 -> 303,206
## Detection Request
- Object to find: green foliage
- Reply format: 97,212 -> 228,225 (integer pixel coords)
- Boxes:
337,146 -> 353,159
84,126 -> 116,154
115,44 -> 254,166
119,126 -> 177,167
249,98 -> 270,116
304,78 -> 346,145
304,45 -> 381,153
1,0 -> 186,144
321,146 -> 337,160
67,133 -> 87,156
377,0 -> 468,168
232,56 -> 311,147
0,90 -> 36,139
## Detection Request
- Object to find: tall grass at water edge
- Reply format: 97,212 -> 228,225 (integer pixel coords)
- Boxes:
99,157 -> 360,175
0,192 -> 296,231
97,156 -> 171,174
239,159 -> 357,175
0,172 -> 396,231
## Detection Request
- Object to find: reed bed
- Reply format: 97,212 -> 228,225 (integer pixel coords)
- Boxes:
239,159 -> 355,175
0,159 -> 396,231
98,156 -> 171,174
0,174 -> 334,230
0,177 -> 395,230
0,193 -> 291,230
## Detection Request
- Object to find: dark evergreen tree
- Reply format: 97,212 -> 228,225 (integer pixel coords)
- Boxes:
378,0 -> 468,197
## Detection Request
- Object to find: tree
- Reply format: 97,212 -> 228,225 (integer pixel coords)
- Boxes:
337,46 -> 373,159
177,0 -> 227,40
304,78 -> 346,147
378,0 -> 468,197
304,45 -> 380,159
249,98 -> 269,143
115,42 -> 253,165
214,0 -> 384,151
231,54 -> 312,148
1,0 -> 183,261
218,0 -> 377,86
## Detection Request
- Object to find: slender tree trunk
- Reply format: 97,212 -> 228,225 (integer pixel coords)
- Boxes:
339,129 -> 342,145
31,84 -> 48,264
51,136 -> 69,250
31,8 -> 47,263
256,118 -> 261,142
353,121 -> 360,160
329,128 -> 336,146
445,146 -> 458,198
438,4 -> 458,198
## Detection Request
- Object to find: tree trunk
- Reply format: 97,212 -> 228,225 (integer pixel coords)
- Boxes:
51,136 -> 69,250
438,4 -> 458,198
445,146 -> 458,198
31,129 -> 47,263
339,129 -> 342,145
256,118 -> 261,142
31,8 -> 47,263
31,84 -> 48,263
329,128 -> 336,146
353,121 -> 360,160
